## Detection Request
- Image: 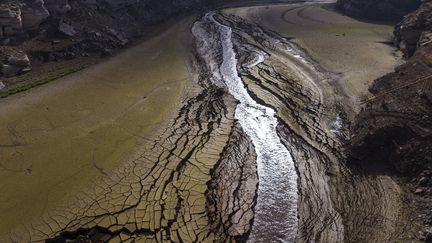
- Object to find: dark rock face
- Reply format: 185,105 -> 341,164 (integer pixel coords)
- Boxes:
20,0 -> 50,30
394,0 -> 432,57
336,0 -> 421,21
0,4 -> 23,37
0,0 -> 217,78
0,0 -> 231,79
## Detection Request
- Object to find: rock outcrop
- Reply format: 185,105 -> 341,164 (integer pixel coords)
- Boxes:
0,1 -> 50,37
1,52 -> 31,77
20,0 -> 50,30
336,0 -> 421,21
0,5 -> 23,38
0,0 -> 225,79
394,0 -> 432,57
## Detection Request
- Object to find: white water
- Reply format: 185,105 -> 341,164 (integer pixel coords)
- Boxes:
193,13 -> 298,242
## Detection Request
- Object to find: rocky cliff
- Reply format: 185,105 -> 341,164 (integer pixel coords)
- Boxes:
336,0 -> 420,21
395,0 -> 432,57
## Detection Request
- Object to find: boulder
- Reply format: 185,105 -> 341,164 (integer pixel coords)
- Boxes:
0,5 -> 23,37
21,0 -> 50,30
2,64 -> 22,77
7,53 -> 30,67
1,52 -> 31,77
0,81 -> 5,90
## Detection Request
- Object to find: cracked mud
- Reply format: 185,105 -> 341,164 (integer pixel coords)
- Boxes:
0,2 -> 404,243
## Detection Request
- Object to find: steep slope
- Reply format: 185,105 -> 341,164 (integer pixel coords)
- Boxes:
395,0 -> 432,57
338,0 -> 432,241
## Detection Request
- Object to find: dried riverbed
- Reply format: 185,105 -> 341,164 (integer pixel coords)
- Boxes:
0,2 -> 403,243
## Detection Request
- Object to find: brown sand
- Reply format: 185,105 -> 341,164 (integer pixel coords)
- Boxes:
224,3 -> 403,114
0,17 -> 193,236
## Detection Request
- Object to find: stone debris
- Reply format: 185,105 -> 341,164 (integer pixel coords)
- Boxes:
106,27 -> 129,46
1,52 -> 31,77
7,52 -> 30,67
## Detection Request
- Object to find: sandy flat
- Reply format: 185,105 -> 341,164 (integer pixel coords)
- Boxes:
224,3 -> 403,113
0,17 -> 193,236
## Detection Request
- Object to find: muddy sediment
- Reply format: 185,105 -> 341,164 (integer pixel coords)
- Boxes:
0,17 -> 195,239
0,2 -> 411,243
206,122 -> 258,242
220,4 -> 408,242
217,12 -> 345,241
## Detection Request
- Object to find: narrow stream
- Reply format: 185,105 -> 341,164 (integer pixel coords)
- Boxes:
193,13 -> 298,242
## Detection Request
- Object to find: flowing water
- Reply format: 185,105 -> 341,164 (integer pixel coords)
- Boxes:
193,13 -> 298,242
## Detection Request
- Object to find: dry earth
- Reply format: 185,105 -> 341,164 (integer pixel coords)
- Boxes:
0,2 -> 411,243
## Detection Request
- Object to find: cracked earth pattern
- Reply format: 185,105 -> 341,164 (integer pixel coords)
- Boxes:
1,8 -> 399,243
3,58 -> 258,242
2,12 -> 343,243
218,13 -> 346,242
